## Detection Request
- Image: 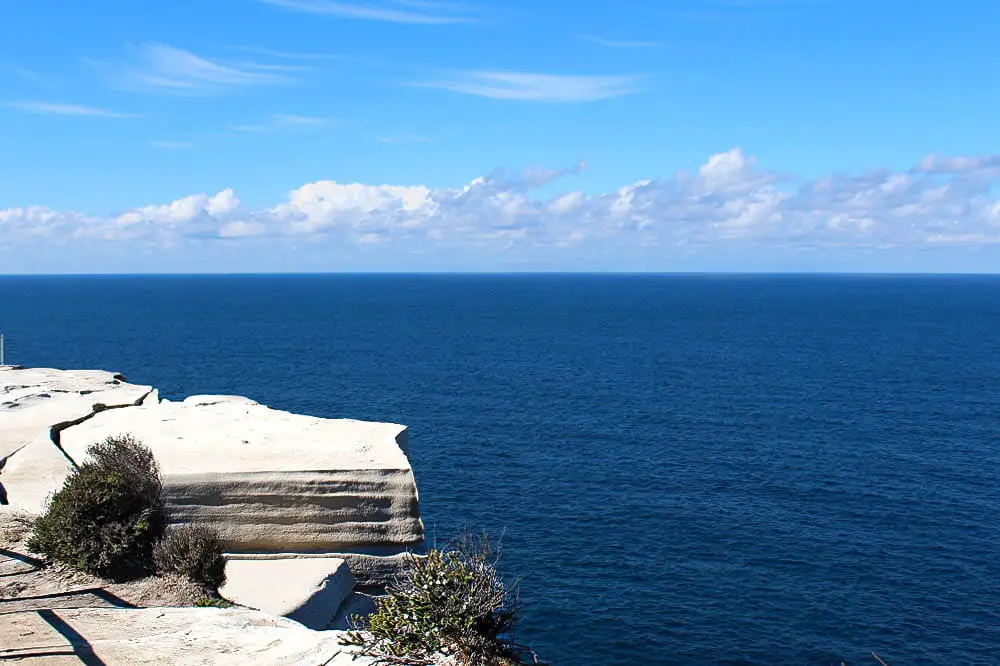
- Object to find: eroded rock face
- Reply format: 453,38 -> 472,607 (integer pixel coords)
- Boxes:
0,366 -> 426,631
0,368 -> 424,555
61,395 -> 424,553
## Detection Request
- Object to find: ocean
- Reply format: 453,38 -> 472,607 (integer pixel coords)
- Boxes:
1,274 -> 998,665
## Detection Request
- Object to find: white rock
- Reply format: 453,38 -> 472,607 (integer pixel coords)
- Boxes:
0,433 -> 74,513
0,367 -> 152,455
0,367 -> 153,513
220,556 -> 356,630
61,393 -> 425,553
1,606 -> 375,665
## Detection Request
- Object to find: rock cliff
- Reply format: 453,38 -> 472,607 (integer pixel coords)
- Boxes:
0,365 -> 427,645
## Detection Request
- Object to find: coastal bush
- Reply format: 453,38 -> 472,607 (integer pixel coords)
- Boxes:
27,434 -> 165,581
194,596 -> 233,608
154,524 -> 227,591
343,532 -> 540,666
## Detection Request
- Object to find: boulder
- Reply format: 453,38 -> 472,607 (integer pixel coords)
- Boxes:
219,556 -> 356,630
60,394 -> 425,553
0,606 -> 374,665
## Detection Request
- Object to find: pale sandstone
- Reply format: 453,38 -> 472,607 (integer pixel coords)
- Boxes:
0,606 -> 374,665
61,395 -> 424,553
219,556 -> 355,630
0,367 -> 152,513
0,367 -> 425,633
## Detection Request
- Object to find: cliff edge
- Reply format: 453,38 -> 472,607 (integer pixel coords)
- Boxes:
0,365 -> 428,663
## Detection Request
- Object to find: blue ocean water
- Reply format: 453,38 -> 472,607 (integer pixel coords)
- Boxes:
1,274 -> 998,665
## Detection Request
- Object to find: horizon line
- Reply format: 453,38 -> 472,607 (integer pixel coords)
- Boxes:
2,271 -> 1000,278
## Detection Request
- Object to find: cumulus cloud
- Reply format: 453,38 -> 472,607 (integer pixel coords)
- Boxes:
4,150 -> 1000,259
913,153 -> 1000,175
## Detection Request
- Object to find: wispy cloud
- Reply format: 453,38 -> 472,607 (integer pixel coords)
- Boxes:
90,43 -> 291,93
231,114 -> 331,133
258,0 -> 476,24
222,45 -> 343,61
411,71 -> 643,102
6,101 -> 134,118
151,140 -> 193,149
5,66 -> 39,80
579,34 -> 663,48
376,132 -> 430,144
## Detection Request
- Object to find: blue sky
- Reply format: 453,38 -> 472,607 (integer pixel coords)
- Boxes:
2,0 -> 1000,273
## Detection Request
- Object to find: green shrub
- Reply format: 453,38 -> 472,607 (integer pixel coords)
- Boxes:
343,532 -> 536,666
154,524 -> 227,591
27,434 -> 165,581
194,596 -> 233,608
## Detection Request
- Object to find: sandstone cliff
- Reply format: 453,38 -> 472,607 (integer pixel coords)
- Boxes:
0,365 -> 428,661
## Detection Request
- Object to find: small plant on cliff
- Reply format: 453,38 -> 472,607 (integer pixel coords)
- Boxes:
154,524 -> 227,592
343,532 -> 539,666
27,433 -> 165,581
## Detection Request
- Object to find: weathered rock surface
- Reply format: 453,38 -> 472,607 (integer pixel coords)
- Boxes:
1,607 -> 374,665
1,366 -> 425,632
61,394 -> 424,553
0,367 -> 152,513
0,367 -> 152,457
1,368 -> 424,555
228,551 -> 416,588
219,556 -> 356,630
0,433 -> 73,514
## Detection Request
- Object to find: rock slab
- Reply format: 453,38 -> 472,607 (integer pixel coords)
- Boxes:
0,606 -> 374,665
219,556 -> 356,630
61,395 -> 425,553
0,367 -> 152,514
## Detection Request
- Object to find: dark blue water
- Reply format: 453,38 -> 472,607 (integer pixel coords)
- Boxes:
1,275 -> 998,665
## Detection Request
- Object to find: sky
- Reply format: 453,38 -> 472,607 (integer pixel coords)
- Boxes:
2,0 -> 1000,273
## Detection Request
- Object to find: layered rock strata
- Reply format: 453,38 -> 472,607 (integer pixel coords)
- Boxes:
61,395 -> 424,553
0,366 -> 425,630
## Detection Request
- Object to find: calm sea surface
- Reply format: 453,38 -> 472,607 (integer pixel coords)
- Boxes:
1,274 -> 998,665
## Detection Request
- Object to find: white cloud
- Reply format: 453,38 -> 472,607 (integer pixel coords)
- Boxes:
206,189 -> 241,216
218,220 -> 267,238
914,154 -> 1000,174
151,140 -> 193,149
222,46 -> 343,61
231,114 -> 330,133
549,191 -> 585,214
4,150 -> 1000,260
91,43 -> 290,93
412,71 -> 642,102
579,34 -> 663,48
258,0 -> 475,24
376,132 -> 430,144
6,101 -> 134,118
